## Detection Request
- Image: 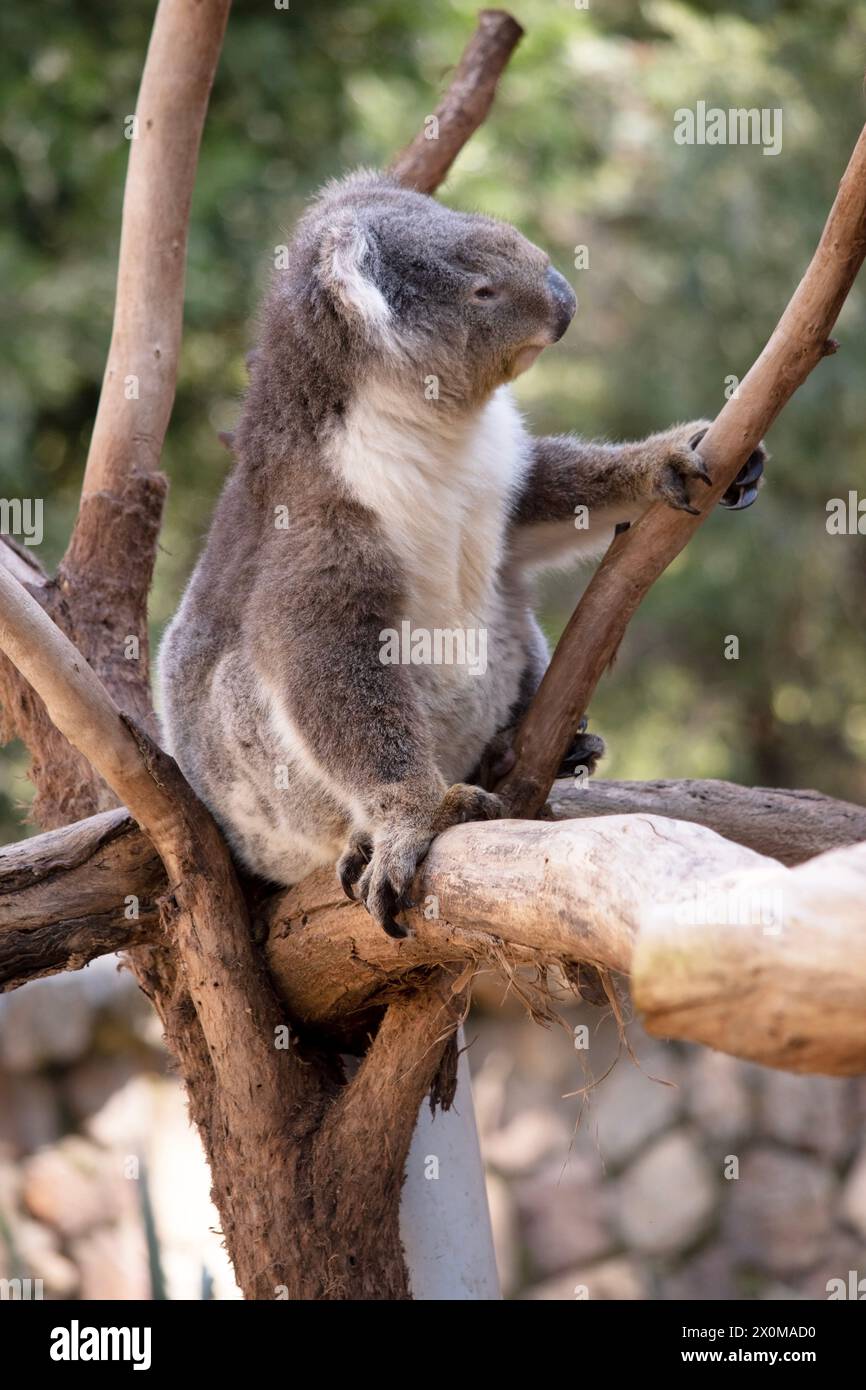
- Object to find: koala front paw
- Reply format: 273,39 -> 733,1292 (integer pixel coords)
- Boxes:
656,424 -> 767,514
337,784 -> 504,938
650,420 -> 714,515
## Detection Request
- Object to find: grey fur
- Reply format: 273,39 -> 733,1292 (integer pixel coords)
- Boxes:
159,170 -> 764,935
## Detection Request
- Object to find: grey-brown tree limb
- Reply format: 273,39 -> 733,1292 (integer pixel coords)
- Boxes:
548,778 -> 866,866
3,777 -> 865,993
390,8 -> 524,193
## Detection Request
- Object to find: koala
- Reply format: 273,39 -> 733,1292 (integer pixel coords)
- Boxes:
158,169 -> 765,938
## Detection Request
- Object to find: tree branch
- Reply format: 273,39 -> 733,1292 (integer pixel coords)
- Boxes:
0,808 -> 159,990
5,777 -> 863,994
389,9 -> 524,193
55,0 -> 231,738
311,978 -> 464,1299
0,495 -> 330,1300
4,783 -> 866,1075
634,838 -> 866,1076
73,0 -> 231,506
497,121 -> 866,817
0,1 -> 235,812
267,819 -> 866,1076
548,778 -> 866,866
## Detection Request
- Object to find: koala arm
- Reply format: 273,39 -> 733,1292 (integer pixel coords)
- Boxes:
508,422 -> 713,569
253,516 -> 500,935
257,537 -> 441,806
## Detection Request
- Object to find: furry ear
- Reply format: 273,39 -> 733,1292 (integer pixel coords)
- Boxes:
318,214 -> 392,336
316,215 -> 391,337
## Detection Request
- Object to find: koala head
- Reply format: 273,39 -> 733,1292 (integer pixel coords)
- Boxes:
287,170 -> 576,406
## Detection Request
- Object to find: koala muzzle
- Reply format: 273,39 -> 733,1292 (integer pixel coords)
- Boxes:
546,266 -> 577,341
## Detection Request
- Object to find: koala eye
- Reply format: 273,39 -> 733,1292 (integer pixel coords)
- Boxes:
471,283 -> 499,303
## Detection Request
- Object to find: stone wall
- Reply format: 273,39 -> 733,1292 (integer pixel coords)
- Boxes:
1,968 -> 864,1300
471,997 -> 866,1300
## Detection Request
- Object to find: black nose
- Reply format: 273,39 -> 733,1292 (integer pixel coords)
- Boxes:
546,266 -> 576,340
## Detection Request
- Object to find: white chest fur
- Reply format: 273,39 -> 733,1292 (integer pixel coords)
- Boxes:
327,381 -> 528,627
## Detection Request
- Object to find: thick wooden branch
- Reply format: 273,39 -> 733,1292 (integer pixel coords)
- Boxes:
267,820 -> 866,1076
0,775 -> 846,985
635,839 -> 866,1076
72,0 -> 231,507
4,777 -> 862,991
0,542 -> 112,826
57,0 -> 231,735
263,817 -> 759,1032
497,121 -> 866,817
4,787 -> 866,1075
389,9 -> 524,193
311,979 -> 464,1299
548,778 -> 866,866
0,808 -> 159,990
0,556 -> 331,1298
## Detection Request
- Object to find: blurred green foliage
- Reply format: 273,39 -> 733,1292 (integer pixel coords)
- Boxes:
2,0 -> 865,839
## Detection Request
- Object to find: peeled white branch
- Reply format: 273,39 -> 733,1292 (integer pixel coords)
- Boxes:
635,839 -> 866,1075
265,814 -> 866,1076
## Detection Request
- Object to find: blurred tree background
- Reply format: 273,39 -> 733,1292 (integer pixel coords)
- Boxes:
2,0 -> 865,839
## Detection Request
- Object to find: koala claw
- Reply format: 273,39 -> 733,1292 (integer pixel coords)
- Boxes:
337,783 -> 505,937
721,444 -> 767,510
353,836 -> 422,938
337,834 -> 371,901
689,427 -> 767,511
653,424 -> 715,514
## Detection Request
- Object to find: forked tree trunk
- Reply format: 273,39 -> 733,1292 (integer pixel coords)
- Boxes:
1,2 -> 866,1301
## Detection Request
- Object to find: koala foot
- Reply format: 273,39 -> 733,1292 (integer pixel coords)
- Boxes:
557,718 -> 605,777
337,784 -> 504,938
430,782 -> 504,832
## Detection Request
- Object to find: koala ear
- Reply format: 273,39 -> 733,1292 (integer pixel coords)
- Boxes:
319,215 -> 392,336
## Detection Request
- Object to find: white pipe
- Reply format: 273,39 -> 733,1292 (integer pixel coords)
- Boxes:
399,1031 -> 501,1300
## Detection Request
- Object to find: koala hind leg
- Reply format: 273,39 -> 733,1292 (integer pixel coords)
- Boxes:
557,719 -> 605,777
